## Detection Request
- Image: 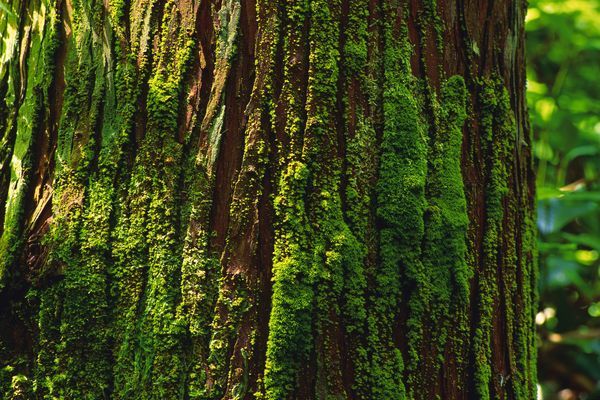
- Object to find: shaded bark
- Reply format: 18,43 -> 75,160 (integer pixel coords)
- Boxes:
0,0 -> 536,399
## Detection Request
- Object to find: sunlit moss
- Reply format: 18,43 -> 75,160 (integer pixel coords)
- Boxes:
34,0 -> 115,396
264,161 -> 313,400
0,0 -> 59,289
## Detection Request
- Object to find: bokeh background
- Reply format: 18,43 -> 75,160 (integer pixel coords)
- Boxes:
527,0 -> 600,398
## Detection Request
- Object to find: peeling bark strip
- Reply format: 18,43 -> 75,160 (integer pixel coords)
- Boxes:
0,0 -> 536,399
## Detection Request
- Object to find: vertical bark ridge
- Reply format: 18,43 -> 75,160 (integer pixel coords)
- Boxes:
337,0 -> 372,397
203,0 -> 258,397
176,0 -> 217,396
263,0 -> 312,398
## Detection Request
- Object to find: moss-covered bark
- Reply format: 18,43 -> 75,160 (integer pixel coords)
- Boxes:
0,0 -> 536,399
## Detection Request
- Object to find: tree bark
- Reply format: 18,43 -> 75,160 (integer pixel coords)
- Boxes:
0,0 -> 537,399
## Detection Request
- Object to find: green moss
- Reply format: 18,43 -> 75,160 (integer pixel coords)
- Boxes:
472,76 -> 517,400
205,275 -> 252,398
35,282 -> 64,398
338,1 -> 373,397
302,0 -> 354,397
108,4 -> 163,397
419,0 -> 444,56
264,1 -> 372,397
523,209 -> 539,398
32,0 -> 116,396
6,372 -> 32,399
0,0 -> 60,289
58,43 -> 140,398
0,1 -> 538,398
367,2 -> 426,397
275,0 -> 309,163
409,76 -> 470,395
262,1 -> 314,397
109,3 -> 197,398
343,3 -> 369,77
474,78 -> 538,400
341,115 -> 373,399
178,159 -> 219,399
264,161 -> 313,400
437,75 -> 470,300
169,1 -> 246,397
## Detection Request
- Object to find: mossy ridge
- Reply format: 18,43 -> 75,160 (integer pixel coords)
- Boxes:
259,0 -> 369,397
367,1 -> 425,398
502,172 -> 521,398
301,0 -> 358,397
205,274 -> 251,399
520,115 -> 539,398
197,1 -> 281,399
177,151 -> 218,400
34,282 -> 64,398
112,2 -> 197,397
523,203 -> 539,399
56,6 -> 124,399
413,76 -> 470,397
110,149 -> 152,399
263,0 -> 312,398
341,114 -> 374,398
177,108 -> 220,399
35,0 -> 113,396
70,5 -> 149,400
0,0 -> 59,290
472,76 -> 517,400
0,75 -> 11,248
264,160 -> 313,400
274,0 -> 310,164
174,30 -> 218,396
436,79 -> 473,394
0,0 -> 54,371
177,140 -> 219,399
175,1 -> 243,398
338,0 -> 372,397
107,1 -> 171,397
497,99 -> 529,399
400,1 -> 456,392
415,0 -> 444,73
492,87 -> 537,400
357,2 -> 387,396
0,8 -> 57,387
517,93 -> 539,400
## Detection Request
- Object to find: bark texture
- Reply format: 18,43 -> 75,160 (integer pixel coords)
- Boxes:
0,0 -> 537,399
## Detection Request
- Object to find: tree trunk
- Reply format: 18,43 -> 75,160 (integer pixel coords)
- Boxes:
0,0 -> 537,399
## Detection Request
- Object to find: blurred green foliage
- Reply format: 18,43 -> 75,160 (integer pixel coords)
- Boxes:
527,0 -> 600,398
